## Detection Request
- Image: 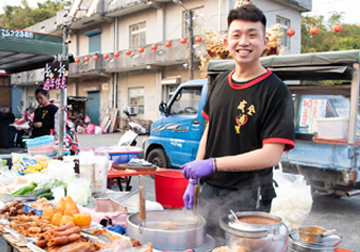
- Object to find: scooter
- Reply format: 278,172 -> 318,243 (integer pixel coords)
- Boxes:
117,110 -> 149,147
65,118 -> 79,155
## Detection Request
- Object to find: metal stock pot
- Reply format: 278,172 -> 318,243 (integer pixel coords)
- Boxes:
126,210 -> 208,251
219,211 -> 289,252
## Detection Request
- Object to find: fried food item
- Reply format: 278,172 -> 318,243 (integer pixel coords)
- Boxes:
232,245 -> 245,252
47,233 -> 81,246
30,198 -> 55,209
46,241 -> 100,252
215,246 -> 230,252
215,245 -> 245,252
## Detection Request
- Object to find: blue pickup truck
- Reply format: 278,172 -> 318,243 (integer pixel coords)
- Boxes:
144,49 -> 360,197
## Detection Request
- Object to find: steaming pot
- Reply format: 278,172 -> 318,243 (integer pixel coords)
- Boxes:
219,211 -> 288,252
126,210 -> 207,251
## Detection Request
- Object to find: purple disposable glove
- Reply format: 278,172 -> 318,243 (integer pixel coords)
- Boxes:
183,179 -> 197,209
181,158 -> 215,180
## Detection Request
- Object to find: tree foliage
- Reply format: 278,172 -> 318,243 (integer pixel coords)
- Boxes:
301,11 -> 360,53
0,0 -> 70,29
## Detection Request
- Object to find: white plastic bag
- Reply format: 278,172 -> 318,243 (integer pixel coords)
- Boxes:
270,169 -> 313,231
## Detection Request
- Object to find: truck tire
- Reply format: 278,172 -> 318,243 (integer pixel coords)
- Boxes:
147,149 -> 168,168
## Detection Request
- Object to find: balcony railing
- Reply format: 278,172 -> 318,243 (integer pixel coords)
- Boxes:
12,38 -> 208,83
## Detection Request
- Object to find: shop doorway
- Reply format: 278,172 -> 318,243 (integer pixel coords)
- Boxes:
11,86 -> 22,117
87,91 -> 100,125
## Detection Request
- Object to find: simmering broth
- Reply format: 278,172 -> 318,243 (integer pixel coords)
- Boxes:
238,216 -> 280,225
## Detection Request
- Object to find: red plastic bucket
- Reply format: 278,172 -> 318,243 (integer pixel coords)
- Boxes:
154,170 -> 189,209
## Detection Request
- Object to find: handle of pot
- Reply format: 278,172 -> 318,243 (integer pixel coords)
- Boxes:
321,229 -> 338,237
139,176 -> 146,222
193,179 -> 198,215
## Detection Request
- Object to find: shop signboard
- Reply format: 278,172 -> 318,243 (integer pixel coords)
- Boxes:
43,61 -> 69,90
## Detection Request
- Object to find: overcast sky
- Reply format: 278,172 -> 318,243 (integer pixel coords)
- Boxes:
1,0 -> 358,25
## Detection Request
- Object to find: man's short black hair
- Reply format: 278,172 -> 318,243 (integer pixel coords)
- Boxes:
228,5 -> 266,33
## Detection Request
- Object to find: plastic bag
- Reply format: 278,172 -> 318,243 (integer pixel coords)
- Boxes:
270,169 -> 313,231
86,123 -> 95,134
99,238 -> 134,252
67,177 -> 92,206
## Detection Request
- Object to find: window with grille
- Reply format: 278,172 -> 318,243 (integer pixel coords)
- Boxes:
129,22 -> 146,49
276,16 -> 290,49
128,87 -> 144,115
182,6 -> 204,38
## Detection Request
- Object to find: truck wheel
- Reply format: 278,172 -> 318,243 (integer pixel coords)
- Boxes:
147,149 -> 168,168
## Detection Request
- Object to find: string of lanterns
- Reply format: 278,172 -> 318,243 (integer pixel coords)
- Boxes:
74,35 -> 204,63
286,23 -> 343,37
75,24 -> 344,63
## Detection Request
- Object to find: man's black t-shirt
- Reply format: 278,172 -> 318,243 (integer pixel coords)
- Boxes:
31,104 -> 58,138
201,69 -> 295,190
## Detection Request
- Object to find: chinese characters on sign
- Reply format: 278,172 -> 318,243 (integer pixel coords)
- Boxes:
43,62 -> 69,90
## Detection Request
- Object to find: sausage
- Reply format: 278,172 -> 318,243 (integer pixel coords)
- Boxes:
47,233 -> 81,246
35,239 -> 48,248
48,226 -> 81,238
53,222 -> 76,231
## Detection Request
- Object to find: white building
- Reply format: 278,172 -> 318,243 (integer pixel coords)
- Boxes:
11,0 -> 312,125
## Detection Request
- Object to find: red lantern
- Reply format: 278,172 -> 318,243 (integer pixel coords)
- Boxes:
75,58 -> 80,63
84,57 -> 89,62
103,54 -> 109,59
180,37 -> 187,44
165,41 -> 172,47
93,55 -> 99,61
151,44 -> 157,50
194,36 -> 202,43
286,28 -> 295,37
138,47 -> 144,53
114,52 -> 120,57
310,26 -> 319,35
333,23 -> 343,33
125,49 -> 131,56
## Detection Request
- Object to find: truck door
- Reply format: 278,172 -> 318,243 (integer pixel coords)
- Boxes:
157,85 -> 204,166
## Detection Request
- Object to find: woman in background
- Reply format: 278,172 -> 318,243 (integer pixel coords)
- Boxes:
29,88 -> 58,138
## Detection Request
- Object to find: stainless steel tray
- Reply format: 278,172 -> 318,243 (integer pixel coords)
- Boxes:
0,194 -> 38,203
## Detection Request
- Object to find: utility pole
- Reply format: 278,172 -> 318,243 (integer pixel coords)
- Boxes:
174,0 -> 194,80
188,10 -> 194,80
59,24 -> 70,158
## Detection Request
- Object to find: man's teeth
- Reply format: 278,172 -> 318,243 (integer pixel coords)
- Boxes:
238,50 -> 249,54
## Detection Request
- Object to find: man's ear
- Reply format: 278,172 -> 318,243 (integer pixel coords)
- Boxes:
223,38 -> 228,48
263,36 -> 269,50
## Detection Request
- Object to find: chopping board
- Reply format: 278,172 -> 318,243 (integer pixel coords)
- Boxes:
112,163 -> 157,172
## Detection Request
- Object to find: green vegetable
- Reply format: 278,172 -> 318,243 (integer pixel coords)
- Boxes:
11,182 -> 38,196
25,188 -> 51,196
39,192 -> 54,200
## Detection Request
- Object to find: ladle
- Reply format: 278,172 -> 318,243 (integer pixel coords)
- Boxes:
299,226 -> 338,243
230,209 -> 241,225
138,176 -> 146,233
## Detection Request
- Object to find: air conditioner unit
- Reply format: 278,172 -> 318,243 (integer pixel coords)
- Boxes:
128,106 -> 138,116
121,106 -> 138,116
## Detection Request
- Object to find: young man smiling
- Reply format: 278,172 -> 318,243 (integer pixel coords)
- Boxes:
181,4 -> 295,240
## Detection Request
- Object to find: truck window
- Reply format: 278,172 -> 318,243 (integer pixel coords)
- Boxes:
169,86 -> 202,115
328,98 -> 350,117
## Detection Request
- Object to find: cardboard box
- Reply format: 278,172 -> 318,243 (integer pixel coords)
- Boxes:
316,117 -> 348,139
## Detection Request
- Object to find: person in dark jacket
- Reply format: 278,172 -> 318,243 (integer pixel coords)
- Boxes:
29,88 -> 58,138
